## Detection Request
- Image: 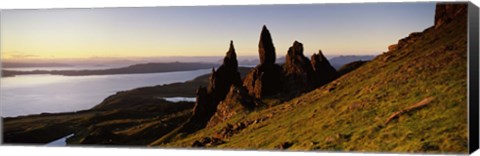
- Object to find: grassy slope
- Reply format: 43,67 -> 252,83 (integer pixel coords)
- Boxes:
164,13 -> 468,153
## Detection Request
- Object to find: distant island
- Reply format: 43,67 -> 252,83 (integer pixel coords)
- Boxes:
2,62 -> 73,68
1,62 -> 219,77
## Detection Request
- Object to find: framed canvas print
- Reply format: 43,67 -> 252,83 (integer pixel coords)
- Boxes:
1,0 -> 479,155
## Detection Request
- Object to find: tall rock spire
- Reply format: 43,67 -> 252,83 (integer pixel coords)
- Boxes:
243,26 -> 284,99
223,40 -> 238,69
180,41 -> 242,133
259,25 -> 276,66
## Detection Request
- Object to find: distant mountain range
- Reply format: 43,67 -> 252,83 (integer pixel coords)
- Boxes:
1,55 -> 373,77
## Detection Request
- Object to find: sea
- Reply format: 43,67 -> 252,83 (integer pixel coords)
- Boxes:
0,67 -> 210,118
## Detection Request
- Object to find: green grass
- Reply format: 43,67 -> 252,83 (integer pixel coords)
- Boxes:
163,13 -> 468,154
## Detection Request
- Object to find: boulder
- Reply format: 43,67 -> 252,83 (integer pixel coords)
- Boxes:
388,44 -> 398,51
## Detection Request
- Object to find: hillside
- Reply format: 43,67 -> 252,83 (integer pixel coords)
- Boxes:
162,3 -> 468,153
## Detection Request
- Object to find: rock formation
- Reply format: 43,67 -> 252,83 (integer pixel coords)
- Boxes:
208,41 -> 242,104
259,25 -> 276,65
311,50 -> 339,86
283,41 -> 316,92
243,26 -> 284,99
182,41 -> 242,132
434,3 -> 467,29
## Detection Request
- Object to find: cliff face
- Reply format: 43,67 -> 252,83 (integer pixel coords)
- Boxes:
434,3 -> 467,29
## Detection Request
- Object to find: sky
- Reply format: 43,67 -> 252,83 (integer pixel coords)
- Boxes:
0,2 -> 436,62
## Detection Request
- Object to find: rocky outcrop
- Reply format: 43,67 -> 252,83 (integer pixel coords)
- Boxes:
388,44 -> 398,51
243,26 -> 284,99
207,85 -> 256,128
311,50 -> 339,86
208,41 -> 242,104
396,32 -> 423,50
434,3 -> 467,29
183,41 -> 243,132
283,41 -> 316,92
387,3 -> 467,51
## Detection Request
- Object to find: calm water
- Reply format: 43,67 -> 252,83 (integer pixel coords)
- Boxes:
0,69 -> 210,117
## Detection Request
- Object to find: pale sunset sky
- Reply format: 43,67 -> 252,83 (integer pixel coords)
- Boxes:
1,3 -> 435,61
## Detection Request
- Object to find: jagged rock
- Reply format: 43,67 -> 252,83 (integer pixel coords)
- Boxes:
207,85 -> 256,128
208,41 -> 242,104
259,25 -> 276,66
434,3 -> 467,29
283,41 -> 316,92
223,40 -> 239,70
311,50 -> 339,86
183,41 -> 242,132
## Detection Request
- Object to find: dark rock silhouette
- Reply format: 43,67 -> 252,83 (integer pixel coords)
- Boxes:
180,41 -> 243,132
283,41 -> 316,92
243,65 -> 283,99
311,50 -> 339,86
243,26 -> 283,99
434,3 -> 467,29
208,41 -> 242,104
259,25 -> 276,66
184,87 -> 213,131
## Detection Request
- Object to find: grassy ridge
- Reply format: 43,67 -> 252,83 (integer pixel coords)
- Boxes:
164,11 -> 468,153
